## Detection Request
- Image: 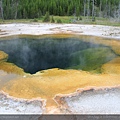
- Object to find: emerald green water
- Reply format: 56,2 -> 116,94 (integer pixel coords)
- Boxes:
0,37 -> 117,74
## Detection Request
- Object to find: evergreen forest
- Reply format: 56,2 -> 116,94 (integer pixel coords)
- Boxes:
0,0 -> 120,22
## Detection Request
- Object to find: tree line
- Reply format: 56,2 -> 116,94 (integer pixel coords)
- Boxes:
0,0 -> 120,21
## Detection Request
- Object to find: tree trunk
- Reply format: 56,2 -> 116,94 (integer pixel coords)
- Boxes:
99,0 -> 102,17
116,2 -> 120,22
87,0 -> 90,19
92,0 -> 95,21
105,0 -> 108,18
108,1 -> 111,19
84,0 -> 86,17
14,0 -> 19,19
0,0 -> 4,20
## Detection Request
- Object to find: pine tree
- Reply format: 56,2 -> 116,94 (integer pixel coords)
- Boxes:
51,15 -> 55,23
23,8 -> 27,19
76,7 -> 80,19
43,11 -> 50,22
38,10 -> 42,18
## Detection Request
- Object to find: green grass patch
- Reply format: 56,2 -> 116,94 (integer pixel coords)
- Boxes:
0,16 -> 120,26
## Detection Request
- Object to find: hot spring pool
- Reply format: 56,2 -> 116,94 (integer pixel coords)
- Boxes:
0,36 -> 117,74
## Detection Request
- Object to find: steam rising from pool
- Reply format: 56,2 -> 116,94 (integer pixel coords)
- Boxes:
0,37 -> 117,74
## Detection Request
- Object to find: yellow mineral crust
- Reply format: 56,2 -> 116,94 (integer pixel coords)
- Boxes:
0,51 -> 8,62
0,62 -> 26,75
102,57 -> 120,74
0,51 -> 27,75
2,69 -> 120,107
